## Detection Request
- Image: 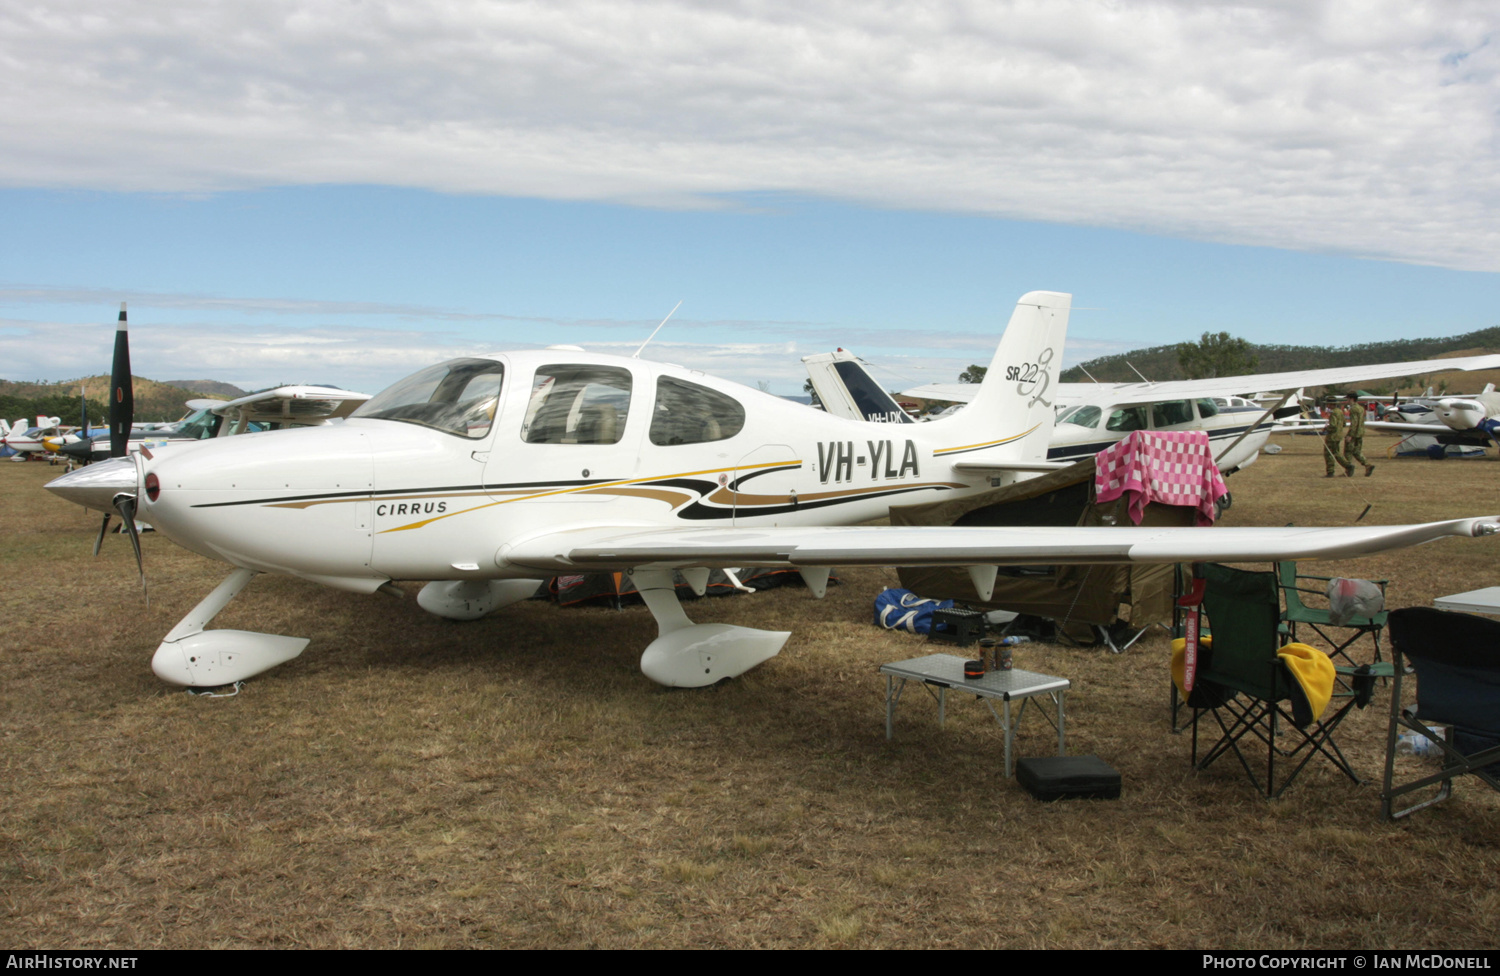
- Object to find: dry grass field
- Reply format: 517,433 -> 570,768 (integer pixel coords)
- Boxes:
2,433 -> 1498,949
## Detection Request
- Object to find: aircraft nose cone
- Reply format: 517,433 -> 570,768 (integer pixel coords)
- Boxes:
45,457 -> 138,513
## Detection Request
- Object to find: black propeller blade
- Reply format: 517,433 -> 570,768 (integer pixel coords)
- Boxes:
112,492 -> 147,603
92,511 -> 112,557
109,303 -> 133,459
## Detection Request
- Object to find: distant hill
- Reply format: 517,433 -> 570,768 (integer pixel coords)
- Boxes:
163,379 -> 247,399
0,375 -> 235,425
1059,326 -> 1500,395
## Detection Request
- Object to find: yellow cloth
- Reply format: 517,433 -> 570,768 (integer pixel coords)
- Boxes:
1171,637 -> 1334,725
1276,642 -> 1335,724
1170,635 -> 1211,699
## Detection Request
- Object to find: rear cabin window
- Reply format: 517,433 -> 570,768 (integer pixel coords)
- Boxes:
650,378 -> 745,446
1196,398 -> 1219,418
522,365 -> 633,445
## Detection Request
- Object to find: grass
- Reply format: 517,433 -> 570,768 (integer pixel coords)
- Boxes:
1,434 -> 1498,948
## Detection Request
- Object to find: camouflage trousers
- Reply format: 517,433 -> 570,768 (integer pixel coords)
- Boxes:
1344,435 -> 1369,468
1324,435 -> 1352,475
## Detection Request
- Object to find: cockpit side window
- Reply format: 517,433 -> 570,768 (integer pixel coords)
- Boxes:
1151,400 -> 1194,428
352,358 -> 505,439
1105,406 -> 1147,432
522,365 -> 633,445
650,377 -> 745,446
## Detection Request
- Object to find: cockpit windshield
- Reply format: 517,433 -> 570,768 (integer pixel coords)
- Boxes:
352,358 -> 505,439
174,408 -> 224,440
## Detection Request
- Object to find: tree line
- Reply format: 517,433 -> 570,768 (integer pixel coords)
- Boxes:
1057,326 -> 1500,386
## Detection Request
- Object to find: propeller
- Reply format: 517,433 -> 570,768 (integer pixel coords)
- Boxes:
112,490 -> 147,602
92,511 -> 111,557
94,302 -> 148,602
110,303 -> 133,459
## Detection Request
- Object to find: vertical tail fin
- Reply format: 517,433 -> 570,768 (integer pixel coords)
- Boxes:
932,291 -> 1070,460
801,350 -> 913,424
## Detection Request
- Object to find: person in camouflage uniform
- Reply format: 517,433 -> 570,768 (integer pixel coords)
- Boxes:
1323,395 -> 1352,477
1343,391 -> 1375,477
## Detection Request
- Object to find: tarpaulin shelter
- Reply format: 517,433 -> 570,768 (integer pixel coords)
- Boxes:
889,457 -> 1196,639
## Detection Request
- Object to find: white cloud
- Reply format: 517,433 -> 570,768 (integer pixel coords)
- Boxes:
0,296 -> 1108,396
2,1 -> 1496,267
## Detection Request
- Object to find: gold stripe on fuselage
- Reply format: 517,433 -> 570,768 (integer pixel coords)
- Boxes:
932,424 -> 1040,457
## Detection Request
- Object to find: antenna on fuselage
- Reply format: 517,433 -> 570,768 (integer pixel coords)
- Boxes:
1126,361 -> 1152,384
632,300 -> 684,359
1079,365 -> 1100,384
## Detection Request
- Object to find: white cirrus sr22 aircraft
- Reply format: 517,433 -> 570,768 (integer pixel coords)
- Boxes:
49,291 -> 1500,689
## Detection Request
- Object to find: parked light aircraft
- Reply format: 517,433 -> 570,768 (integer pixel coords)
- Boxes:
804,350 -> 1292,473
1355,385 -> 1500,449
883,356 -> 1500,474
1,416 -> 65,457
1272,384 -> 1500,457
48,292 -> 1500,690
53,386 -> 372,514
59,385 -> 371,469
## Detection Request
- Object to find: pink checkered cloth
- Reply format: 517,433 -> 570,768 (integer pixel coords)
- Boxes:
1094,430 -> 1228,526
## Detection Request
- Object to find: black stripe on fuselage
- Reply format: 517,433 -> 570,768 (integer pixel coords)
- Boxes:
676,483 -> 950,520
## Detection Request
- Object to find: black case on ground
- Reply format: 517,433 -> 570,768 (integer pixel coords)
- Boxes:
1016,755 -> 1121,801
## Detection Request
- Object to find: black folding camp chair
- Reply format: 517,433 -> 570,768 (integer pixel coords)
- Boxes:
1190,563 -> 1375,798
1381,607 -> 1500,820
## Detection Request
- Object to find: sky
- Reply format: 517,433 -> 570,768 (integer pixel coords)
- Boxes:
1,0 -> 1497,397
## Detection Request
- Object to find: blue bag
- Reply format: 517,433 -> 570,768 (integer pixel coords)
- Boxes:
873,588 -> 954,634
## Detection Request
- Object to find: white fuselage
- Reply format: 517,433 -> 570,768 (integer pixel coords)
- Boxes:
136,349 -> 1046,592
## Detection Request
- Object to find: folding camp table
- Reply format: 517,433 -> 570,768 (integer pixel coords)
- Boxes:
1434,587 -> 1500,616
880,653 -> 1069,777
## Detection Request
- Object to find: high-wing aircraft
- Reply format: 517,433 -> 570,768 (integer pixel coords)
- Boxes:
2,418 -> 69,460
52,387 -> 371,513
58,385 -> 371,469
885,356 -> 1500,474
47,291 -> 1500,690
804,350 -> 1303,473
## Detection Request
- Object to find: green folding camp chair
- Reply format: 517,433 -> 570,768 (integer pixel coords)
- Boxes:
1278,561 -> 1388,667
1191,563 -> 1376,798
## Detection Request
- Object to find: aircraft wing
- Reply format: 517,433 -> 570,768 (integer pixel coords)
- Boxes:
503,518 -> 1500,573
904,355 -> 1500,408
210,386 -> 370,425
1365,419 -> 1453,435
901,381 -> 1095,405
